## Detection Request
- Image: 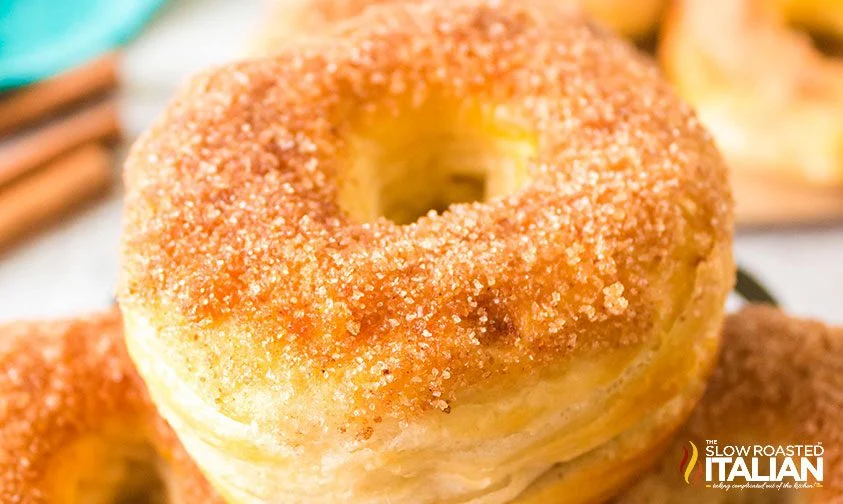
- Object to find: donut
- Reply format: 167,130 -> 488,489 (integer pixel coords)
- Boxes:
119,1 -> 734,502
660,0 -> 843,185
615,305 -> 843,503
0,310 -> 222,503
251,0 -> 666,53
3,308 -> 835,503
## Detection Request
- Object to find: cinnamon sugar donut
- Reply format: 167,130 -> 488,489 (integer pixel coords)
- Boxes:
252,0 -> 666,53
119,1 -> 733,502
616,305 -> 843,503
660,0 -> 843,185
0,310 -> 222,503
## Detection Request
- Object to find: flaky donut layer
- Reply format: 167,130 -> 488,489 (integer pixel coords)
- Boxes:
0,311 -> 222,503
120,1 -> 733,502
124,241 -> 729,503
660,0 -> 843,185
615,305 -> 843,503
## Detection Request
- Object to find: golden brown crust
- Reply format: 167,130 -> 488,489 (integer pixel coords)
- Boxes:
0,310 -> 221,503
120,0 -> 731,436
616,305 -> 843,502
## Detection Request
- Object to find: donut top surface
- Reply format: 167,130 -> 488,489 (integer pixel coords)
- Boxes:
120,1 -> 731,433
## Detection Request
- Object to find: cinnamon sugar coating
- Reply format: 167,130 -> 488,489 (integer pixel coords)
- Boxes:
0,310 -> 221,503
120,0 -> 732,435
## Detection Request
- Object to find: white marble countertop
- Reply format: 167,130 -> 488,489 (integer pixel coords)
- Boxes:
0,0 -> 841,324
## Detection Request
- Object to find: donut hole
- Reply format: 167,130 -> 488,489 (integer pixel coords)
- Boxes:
793,25 -> 843,58
786,3 -> 843,57
338,98 -> 536,224
44,426 -> 169,503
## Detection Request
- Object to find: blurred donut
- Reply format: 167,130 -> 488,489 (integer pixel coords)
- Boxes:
251,0 -> 666,53
0,310 -> 222,503
661,0 -> 843,185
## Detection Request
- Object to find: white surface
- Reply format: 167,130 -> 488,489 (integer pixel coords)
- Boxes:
0,0 -> 841,323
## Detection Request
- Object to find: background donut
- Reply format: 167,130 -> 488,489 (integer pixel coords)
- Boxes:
250,0 -> 667,54
0,310 -> 222,503
660,0 -> 843,185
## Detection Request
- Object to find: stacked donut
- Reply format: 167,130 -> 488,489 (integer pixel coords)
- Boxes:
3,306 -> 840,502
0,0 -> 839,503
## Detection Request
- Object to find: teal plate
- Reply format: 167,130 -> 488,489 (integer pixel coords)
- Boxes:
0,0 -> 165,90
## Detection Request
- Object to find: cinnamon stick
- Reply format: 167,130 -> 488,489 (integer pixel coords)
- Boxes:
0,53 -> 119,136
0,99 -> 120,189
0,143 -> 112,249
